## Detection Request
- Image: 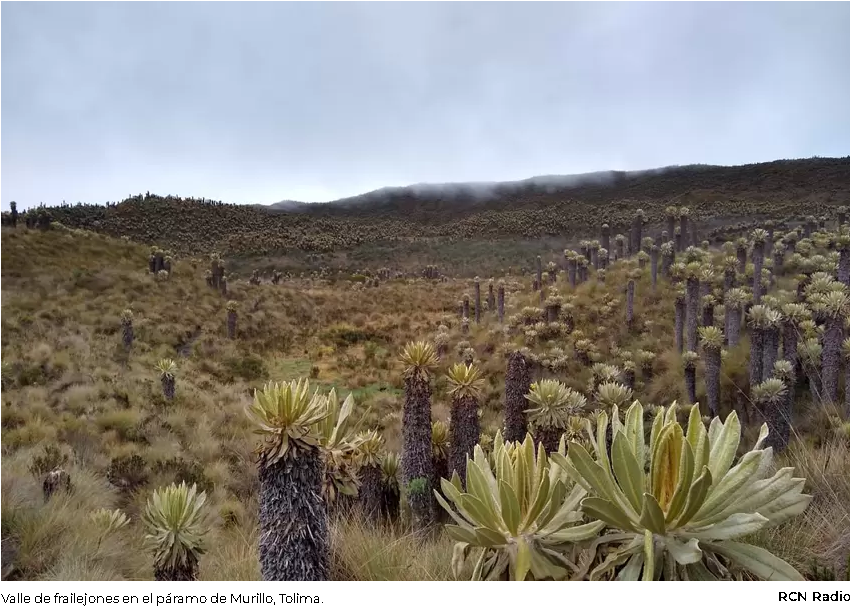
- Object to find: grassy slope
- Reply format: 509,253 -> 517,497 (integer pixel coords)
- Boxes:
1,225 -> 848,580
33,157 -> 850,276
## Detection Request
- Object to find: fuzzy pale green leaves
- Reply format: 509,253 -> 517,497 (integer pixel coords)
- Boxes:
90,508 -> 130,542
725,288 -> 751,308
685,261 -> 703,277
748,305 -> 773,329
446,362 -> 484,399
155,359 -> 177,379
753,378 -> 787,405
356,429 -> 384,468
551,402 -> 811,581
432,420 -> 450,461
699,326 -> 724,350
436,432 -> 604,581
399,341 -> 439,380
843,337 -> 850,361
805,272 -> 845,299
591,363 -> 621,384
314,388 -> 366,501
245,378 -> 328,467
595,382 -> 633,410
751,228 -> 769,244
781,303 -> 811,325
800,338 -> 822,365
773,360 -> 794,381
815,290 -> 850,319
763,307 -> 783,328
525,380 -> 587,429
381,452 -> 400,490
143,482 -> 208,573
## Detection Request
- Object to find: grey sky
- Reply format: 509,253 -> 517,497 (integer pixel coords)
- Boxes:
2,2 -> 849,210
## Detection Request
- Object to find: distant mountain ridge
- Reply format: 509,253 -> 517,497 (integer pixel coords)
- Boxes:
27,156 -> 850,265
265,157 -> 850,222
267,164 -> 714,211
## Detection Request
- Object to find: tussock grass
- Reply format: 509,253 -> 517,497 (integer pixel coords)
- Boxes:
329,515 -> 457,581
2,225 -> 849,580
750,439 -> 850,577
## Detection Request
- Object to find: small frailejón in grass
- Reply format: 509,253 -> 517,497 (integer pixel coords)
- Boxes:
722,255 -> 737,292
681,350 -> 699,407
565,250 -> 577,286
120,308 -> 134,351
445,362 -> 484,486
487,279 -> 496,312
637,349 -> 655,382
752,228 -> 769,304
626,277 -> 636,328
622,360 -> 636,391
590,363 -> 621,394
815,289 -> 850,405
684,262 -> 701,352
380,452 -> 401,521
245,378 -> 330,581
594,381 -> 633,412
615,234 -> 626,260
461,346 -> 475,365
504,349 -> 531,442
753,377 -> 789,452
767,360 -> 796,451
355,429 -> 384,523
780,302 -> 810,374
699,327 -> 724,417
497,280 -> 505,323
674,291 -> 685,353
525,379 -> 587,453
226,300 -> 238,339
748,304 -> 771,388
702,294 -> 716,328
155,358 -> 177,400
143,482 -> 208,581
551,402 -> 812,580
431,420 -> 450,500
90,508 -> 129,551
535,255 -> 543,289
474,277 -> 482,324
660,241 -> 675,278
679,207 -> 691,251
761,306 -> 783,386
435,432 -> 605,581
313,388 -> 365,507
399,341 -> 439,531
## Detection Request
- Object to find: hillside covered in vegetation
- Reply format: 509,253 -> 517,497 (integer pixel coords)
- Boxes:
2,204 -> 849,580
8,157 -> 850,276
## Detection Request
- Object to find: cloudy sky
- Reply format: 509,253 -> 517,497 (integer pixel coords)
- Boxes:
2,2 -> 849,210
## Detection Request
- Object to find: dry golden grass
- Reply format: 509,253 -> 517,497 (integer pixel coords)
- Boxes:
2,226 -> 848,580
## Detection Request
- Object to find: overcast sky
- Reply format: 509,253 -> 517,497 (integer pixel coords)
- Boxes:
2,3 -> 849,210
